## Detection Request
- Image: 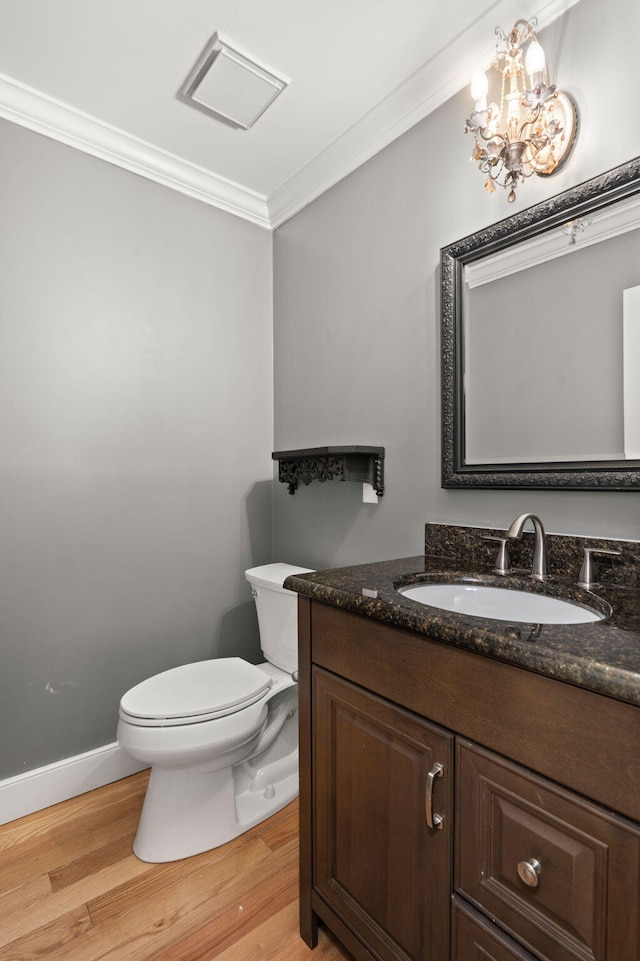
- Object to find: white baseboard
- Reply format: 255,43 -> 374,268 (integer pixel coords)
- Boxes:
0,743 -> 148,825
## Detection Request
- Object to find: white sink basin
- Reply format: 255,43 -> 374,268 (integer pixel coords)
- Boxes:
397,582 -> 604,624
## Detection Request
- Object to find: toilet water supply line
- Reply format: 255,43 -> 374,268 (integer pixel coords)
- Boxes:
244,696 -> 296,762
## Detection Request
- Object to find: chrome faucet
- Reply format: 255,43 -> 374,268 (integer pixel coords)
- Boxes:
506,513 -> 549,580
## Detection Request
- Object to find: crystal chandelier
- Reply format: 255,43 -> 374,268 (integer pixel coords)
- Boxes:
465,17 -> 577,202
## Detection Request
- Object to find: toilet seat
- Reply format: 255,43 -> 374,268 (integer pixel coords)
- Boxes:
119,657 -> 272,728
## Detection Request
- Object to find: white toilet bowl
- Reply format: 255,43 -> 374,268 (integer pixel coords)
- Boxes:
117,562 -> 311,863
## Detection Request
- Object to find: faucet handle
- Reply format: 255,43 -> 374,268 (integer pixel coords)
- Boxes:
577,547 -> 622,590
481,535 -> 511,575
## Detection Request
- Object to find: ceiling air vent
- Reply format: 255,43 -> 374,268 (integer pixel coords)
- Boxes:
178,33 -> 288,130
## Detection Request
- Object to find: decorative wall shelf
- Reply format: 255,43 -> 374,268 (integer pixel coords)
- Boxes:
272,446 -> 385,496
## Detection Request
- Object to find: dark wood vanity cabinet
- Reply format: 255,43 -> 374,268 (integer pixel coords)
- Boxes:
298,598 -> 640,961
313,669 -> 453,961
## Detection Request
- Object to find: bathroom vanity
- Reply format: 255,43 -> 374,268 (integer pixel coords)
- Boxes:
286,525 -> 640,961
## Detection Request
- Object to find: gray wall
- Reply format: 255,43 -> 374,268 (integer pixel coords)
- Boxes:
273,0 -> 640,572
3,0 -> 640,786
0,122 -> 274,779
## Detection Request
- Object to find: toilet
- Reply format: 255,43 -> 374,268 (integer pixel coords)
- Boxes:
116,562 -> 312,863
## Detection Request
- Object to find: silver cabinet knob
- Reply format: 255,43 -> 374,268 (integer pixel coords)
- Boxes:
517,858 -> 542,888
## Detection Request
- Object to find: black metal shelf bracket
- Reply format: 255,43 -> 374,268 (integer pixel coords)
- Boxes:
272,446 -> 385,496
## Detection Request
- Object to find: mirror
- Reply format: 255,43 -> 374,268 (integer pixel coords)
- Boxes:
441,156 -> 640,490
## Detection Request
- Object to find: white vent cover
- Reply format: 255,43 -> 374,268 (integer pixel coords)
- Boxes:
178,33 -> 288,130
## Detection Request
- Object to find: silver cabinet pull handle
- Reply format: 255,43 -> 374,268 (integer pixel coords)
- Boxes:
517,858 -> 542,888
425,762 -> 444,830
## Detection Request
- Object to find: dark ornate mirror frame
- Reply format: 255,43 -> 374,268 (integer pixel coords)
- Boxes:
441,155 -> 640,491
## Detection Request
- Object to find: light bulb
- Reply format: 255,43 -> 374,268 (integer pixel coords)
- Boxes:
470,71 -> 489,106
525,39 -> 546,82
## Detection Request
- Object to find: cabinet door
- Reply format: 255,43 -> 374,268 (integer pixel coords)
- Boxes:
313,667 -> 453,961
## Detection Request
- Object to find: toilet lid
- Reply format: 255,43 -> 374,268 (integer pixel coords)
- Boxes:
119,657 -> 272,724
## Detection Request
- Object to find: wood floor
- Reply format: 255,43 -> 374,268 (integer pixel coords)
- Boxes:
0,771 -> 353,961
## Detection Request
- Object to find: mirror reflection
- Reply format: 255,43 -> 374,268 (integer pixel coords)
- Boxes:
463,209 -> 640,464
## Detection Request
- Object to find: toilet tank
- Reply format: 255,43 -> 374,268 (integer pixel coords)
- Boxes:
245,563 -> 313,674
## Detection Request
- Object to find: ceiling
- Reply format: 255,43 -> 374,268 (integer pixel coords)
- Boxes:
0,0 -> 578,229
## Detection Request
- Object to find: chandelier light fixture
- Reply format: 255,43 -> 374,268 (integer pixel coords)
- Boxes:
465,17 -> 577,202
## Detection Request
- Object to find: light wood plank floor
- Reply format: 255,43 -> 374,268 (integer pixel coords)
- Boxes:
0,771 -> 353,961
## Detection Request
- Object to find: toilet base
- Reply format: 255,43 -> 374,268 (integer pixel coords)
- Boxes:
132,708 -> 298,863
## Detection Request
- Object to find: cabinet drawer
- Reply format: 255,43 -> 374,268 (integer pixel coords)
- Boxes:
456,740 -> 640,961
452,896 -> 539,961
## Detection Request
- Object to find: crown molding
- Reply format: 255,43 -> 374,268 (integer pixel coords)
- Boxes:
267,62 -> 467,229
0,73 -> 271,229
0,0 -> 581,232
466,192 -> 640,289
267,0 -> 583,227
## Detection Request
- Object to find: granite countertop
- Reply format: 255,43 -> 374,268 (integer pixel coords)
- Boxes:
284,541 -> 640,708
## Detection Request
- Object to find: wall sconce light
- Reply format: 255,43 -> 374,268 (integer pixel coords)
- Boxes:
465,17 -> 577,202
